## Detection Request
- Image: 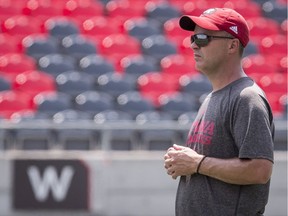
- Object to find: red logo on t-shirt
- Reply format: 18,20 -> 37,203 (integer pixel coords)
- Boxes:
187,120 -> 215,147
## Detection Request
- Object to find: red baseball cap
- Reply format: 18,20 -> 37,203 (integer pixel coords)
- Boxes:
179,8 -> 249,47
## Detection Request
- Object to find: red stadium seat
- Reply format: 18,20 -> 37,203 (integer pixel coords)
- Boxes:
258,73 -> 287,95
278,56 -> 287,74
247,17 -> 280,43
106,0 -> 146,21
163,18 -> 191,44
266,93 -> 287,116
63,0 -> 104,21
222,1 -> 261,19
0,1 -> 26,22
80,16 -> 123,43
242,54 -> 278,75
160,54 -> 197,78
0,53 -> 36,80
181,1 -> 213,16
0,0 -> 29,6
137,72 -> 179,106
180,0 -> 253,16
22,0 -> 64,23
0,34 -> 21,54
168,0 -> 190,10
280,19 -> 287,35
259,34 -> 287,57
100,34 -> 140,56
12,70 -> 56,97
0,90 -> 35,119
248,72 -> 271,85
99,34 -> 141,69
1,15 -> 44,40
178,1 -> 229,16
177,36 -> 194,57
258,72 -> 287,115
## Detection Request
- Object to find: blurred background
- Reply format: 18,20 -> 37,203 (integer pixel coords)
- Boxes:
0,0 -> 286,215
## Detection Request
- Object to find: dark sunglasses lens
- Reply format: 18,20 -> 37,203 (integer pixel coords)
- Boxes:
191,35 -> 209,47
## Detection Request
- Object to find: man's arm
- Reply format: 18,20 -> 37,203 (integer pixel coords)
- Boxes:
164,144 -> 273,185
198,156 -> 273,185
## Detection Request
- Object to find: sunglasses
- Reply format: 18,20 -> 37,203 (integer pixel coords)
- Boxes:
191,33 -> 234,47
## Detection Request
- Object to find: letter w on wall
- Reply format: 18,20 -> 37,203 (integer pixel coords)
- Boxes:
13,159 -> 89,210
27,165 -> 74,202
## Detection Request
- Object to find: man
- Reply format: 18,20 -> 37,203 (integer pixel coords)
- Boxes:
164,8 -> 274,216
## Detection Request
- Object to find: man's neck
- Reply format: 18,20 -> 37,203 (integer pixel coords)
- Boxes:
206,64 -> 247,92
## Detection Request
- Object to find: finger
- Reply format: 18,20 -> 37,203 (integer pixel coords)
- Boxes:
164,157 -> 173,163
164,153 -> 170,160
167,165 -> 175,174
164,159 -> 173,169
173,144 -> 185,150
172,173 -> 178,180
164,163 -> 171,169
167,169 -> 175,176
164,162 -> 172,169
167,150 -> 178,157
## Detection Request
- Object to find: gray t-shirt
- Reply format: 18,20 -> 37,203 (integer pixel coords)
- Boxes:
176,77 -> 274,216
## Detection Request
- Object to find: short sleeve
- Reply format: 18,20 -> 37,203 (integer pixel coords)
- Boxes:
231,89 -> 274,162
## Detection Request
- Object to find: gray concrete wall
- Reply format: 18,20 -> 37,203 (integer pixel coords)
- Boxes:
0,151 -> 286,216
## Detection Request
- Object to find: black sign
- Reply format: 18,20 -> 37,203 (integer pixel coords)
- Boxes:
13,159 -> 89,210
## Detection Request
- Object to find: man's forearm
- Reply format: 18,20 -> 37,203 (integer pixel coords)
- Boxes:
199,157 -> 273,185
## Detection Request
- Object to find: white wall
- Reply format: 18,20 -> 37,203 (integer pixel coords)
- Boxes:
0,151 -> 286,216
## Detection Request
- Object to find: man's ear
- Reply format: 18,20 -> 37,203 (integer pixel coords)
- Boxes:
228,39 -> 240,54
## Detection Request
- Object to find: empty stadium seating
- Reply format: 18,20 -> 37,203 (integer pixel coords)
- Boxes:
96,72 -> 136,97
22,34 -> 59,59
124,18 -> 162,41
78,54 -> 115,77
74,90 -> 114,116
34,91 -> 73,116
158,92 -> 199,119
120,55 -> 158,79
116,91 -> 155,117
0,0 -> 286,151
56,70 -> 95,96
38,54 -> 77,77
136,110 -> 179,150
94,109 -> 138,150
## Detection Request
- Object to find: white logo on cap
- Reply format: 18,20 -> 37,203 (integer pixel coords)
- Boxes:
202,8 -> 216,15
230,26 -> 238,34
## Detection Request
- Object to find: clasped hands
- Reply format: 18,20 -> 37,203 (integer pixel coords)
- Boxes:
164,144 -> 204,180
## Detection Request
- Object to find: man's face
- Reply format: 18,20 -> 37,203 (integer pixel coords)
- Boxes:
191,26 -> 232,75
